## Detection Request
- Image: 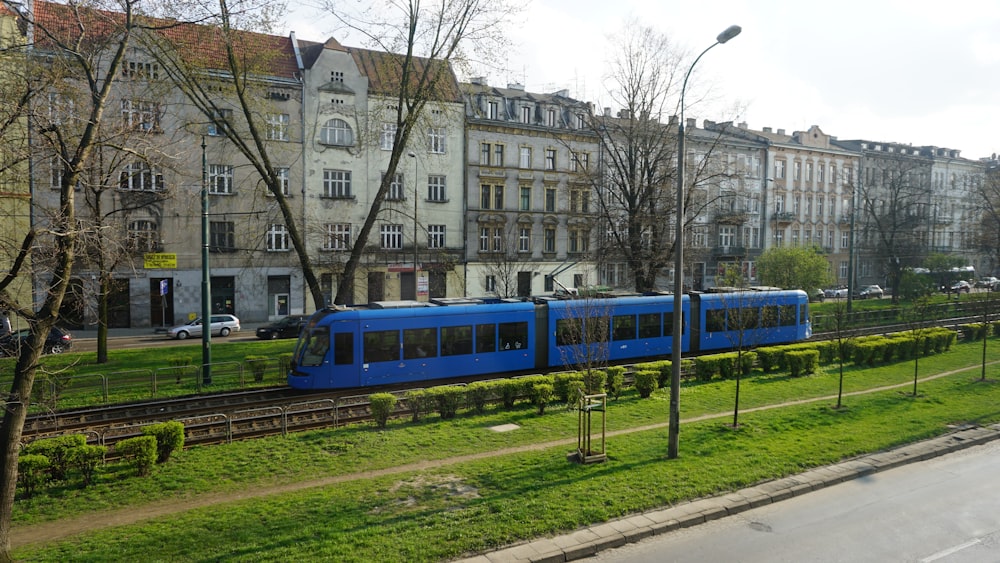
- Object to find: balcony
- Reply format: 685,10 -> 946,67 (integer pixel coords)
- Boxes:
772,211 -> 795,224
714,210 -> 749,225
838,214 -> 853,225
712,245 -> 747,258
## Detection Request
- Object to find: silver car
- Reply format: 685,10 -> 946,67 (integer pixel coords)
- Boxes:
167,314 -> 241,340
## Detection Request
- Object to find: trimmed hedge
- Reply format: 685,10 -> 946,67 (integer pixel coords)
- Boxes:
115,435 -> 158,477
605,366 -> 625,400
530,383 -> 554,415
68,444 -> 106,486
142,421 -> 185,463
428,386 -> 465,419
369,393 -> 397,428
17,454 -> 50,498
634,370 -> 658,398
23,434 -> 86,481
786,349 -> 819,377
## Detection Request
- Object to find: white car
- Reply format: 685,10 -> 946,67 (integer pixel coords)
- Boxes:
167,314 -> 241,340
824,287 -> 849,298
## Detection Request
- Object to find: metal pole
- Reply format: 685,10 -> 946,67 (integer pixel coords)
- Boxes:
409,152 -> 418,300
201,136 -> 212,384
669,25 -> 741,459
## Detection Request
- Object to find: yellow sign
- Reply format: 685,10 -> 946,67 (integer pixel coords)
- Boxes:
144,253 -> 177,269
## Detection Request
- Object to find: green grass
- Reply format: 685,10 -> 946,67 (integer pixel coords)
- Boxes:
12,339 -> 1000,561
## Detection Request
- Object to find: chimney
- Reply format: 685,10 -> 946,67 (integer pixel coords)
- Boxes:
738,122 -> 748,129
618,109 -> 631,119
777,128 -> 786,136
704,119 -> 716,128
686,118 -> 696,128
762,127 -> 772,133
668,115 -> 678,125
470,76 -> 487,86
507,82 -> 524,91
603,107 -> 612,117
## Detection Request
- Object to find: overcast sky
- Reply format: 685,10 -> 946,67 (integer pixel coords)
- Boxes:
286,0 -> 1000,161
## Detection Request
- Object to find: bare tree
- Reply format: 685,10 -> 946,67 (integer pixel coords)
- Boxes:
478,222 -> 539,298
0,1 -> 144,558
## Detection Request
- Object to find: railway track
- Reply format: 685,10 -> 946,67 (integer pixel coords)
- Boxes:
23,312 -> 994,452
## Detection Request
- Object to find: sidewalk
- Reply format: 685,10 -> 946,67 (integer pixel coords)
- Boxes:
457,423 -> 1000,563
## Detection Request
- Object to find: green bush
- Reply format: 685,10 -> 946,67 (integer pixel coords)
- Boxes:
634,361 -> 671,387
277,352 -> 294,375
244,355 -> 269,383
633,370 -> 659,398
23,434 -> 86,481
115,435 -> 158,477
694,357 -> 719,381
168,355 -> 193,383
17,454 -> 50,498
496,379 -> 520,409
405,389 -> 429,422
530,383 -> 554,415
565,379 -> 586,407
553,372 -> 585,403
429,386 -> 465,419
605,366 -> 625,400
786,350 -> 819,377
68,444 -> 106,486
581,369 -> 606,394
369,393 -> 397,429
142,421 -> 185,464
465,381 -> 492,413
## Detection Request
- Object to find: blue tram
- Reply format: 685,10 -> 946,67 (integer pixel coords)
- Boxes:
287,290 -> 811,390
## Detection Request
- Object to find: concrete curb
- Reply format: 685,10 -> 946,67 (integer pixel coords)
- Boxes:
455,423 -> 1000,563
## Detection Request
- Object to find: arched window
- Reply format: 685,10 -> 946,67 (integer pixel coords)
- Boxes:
320,118 -> 353,146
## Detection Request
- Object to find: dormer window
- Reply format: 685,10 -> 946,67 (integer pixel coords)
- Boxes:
545,108 -> 557,127
488,101 -> 499,120
521,106 -> 531,124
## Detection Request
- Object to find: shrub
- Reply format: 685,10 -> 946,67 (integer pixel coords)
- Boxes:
406,389 -> 429,422
634,361 -> 670,387
553,372 -> 585,403
633,370 -> 659,398
565,379 -> 586,407
429,386 -> 465,419
786,350 -> 819,377
694,357 -> 719,381
115,435 -> 158,477
277,352 -> 294,375
244,355 -> 269,383
369,393 -> 397,429
465,381 -> 491,413
530,383 -> 554,415
605,366 -> 625,400
581,369 -> 606,395
497,379 -> 520,409
23,434 -> 86,481
142,421 -> 185,464
168,355 -> 192,383
17,454 -> 49,498
68,444 -> 106,486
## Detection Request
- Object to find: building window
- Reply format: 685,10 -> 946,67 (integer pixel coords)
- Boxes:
480,142 -> 492,166
544,148 -> 556,170
272,167 -> 290,196
385,172 -> 405,201
428,127 -> 446,153
494,144 -> 505,167
485,275 -> 497,293
324,223 -> 352,250
427,175 -> 446,201
208,164 -> 234,194
806,162 -> 813,182
519,146 -> 532,169
480,184 -> 504,209
127,220 -> 158,253
545,186 -> 556,212
793,161 -> 801,181
479,227 -> 503,252
380,123 -> 396,150
427,224 -> 446,249
774,159 -> 785,179
207,108 -> 232,136
841,230 -> 849,250
380,224 -> 403,249
210,221 -> 236,252
521,106 -> 532,123
518,227 -> 531,252
520,186 -> 531,211
488,101 -> 499,119
122,60 -> 159,80
839,261 -> 848,278
119,162 -> 164,192
544,227 -> 556,252
817,164 -> 825,183
267,224 -> 289,251
546,108 -> 557,127
569,229 -> 589,253
323,170 -> 352,198
121,99 -> 160,132
571,152 -> 589,172
719,226 -> 736,247
320,118 -> 353,146
570,188 -> 589,213
265,113 -> 290,141
576,113 -> 585,129
331,70 -> 344,83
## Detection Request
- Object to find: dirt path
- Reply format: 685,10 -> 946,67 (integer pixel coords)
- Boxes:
11,364 -> 987,549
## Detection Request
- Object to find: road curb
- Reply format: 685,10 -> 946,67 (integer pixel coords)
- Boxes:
455,423 -> 1000,562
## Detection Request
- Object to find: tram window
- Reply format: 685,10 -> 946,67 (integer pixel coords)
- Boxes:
364,330 -> 400,363
441,326 -> 472,356
556,318 -> 581,346
300,328 -> 330,367
663,312 -> 673,336
588,315 -> 610,343
761,305 -> 779,328
612,314 -> 636,341
779,305 -> 796,327
499,321 -> 528,350
333,332 -> 354,365
638,313 -> 661,338
706,309 -> 726,332
403,328 -> 438,359
800,304 -> 808,324
476,324 -> 496,353
734,307 -> 759,330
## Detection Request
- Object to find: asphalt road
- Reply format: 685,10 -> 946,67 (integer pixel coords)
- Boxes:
593,440 -> 1000,562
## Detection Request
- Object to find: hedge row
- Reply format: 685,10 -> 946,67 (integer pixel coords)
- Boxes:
757,328 -> 956,372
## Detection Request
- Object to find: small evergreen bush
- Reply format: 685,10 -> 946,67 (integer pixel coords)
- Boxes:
68,444 -> 106,486
369,393 -> 397,429
142,421 -> 185,463
16,454 -> 50,498
465,381 -> 491,413
530,383 -> 554,415
633,370 -> 658,398
115,435 -> 158,477
429,386 -> 465,419
23,434 -> 86,481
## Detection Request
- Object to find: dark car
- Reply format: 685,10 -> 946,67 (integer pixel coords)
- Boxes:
0,327 -> 74,357
256,315 -> 309,340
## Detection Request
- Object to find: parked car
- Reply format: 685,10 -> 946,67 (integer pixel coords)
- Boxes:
0,327 -> 74,357
809,288 -> 825,302
166,314 -> 241,340
975,277 -> 998,289
857,285 -> 884,299
824,286 -> 849,298
949,280 -> 972,293
255,315 -> 309,340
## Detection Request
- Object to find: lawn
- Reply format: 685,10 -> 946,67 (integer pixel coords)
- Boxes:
12,338 -> 1000,561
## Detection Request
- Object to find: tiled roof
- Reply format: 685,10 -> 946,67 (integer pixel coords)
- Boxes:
350,46 -> 461,103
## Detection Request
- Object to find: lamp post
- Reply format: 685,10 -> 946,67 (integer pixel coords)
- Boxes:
669,24 -> 741,459
201,135 -> 212,385
408,151 -> 419,301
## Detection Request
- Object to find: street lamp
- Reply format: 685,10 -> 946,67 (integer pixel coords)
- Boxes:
408,151 -> 419,301
669,24 -> 741,459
